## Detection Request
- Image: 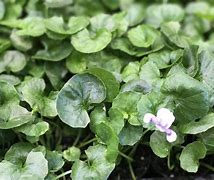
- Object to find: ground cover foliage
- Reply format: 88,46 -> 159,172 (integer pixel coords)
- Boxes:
0,0 -> 214,179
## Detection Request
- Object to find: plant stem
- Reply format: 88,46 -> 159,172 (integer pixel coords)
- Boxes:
167,152 -> 174,170
201,162 -> 214,172
118,151 -> 133,162
73,129 -> 82,146
56,170 -> 72,179
78,138 -> 96,148
128,161 -> 136,180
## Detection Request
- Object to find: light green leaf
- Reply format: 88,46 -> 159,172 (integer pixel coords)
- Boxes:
180,113 -> 214,134
45,0 -> 73,8
146,4 -> 184,28
0,74 -> 20,86
56,73 -> 106,128
112,91 -> 142,126
161,73 -> 209,123
122,62 -> 140,82
90,14 -> 117,32
150,131 -> 171,158
71,145 -> 115,180
21,78 -> 57,117
63,146 -> 81,162
128,25 -> 160,48
15,121 -> 49,137
71,28 -> 112,53
0,0 -> 5,20
86,67 -> 120,101
119,123 -> 143,146
33,40 -> 72,61
0,50 -> 26,73
46,150 -> 64,172
45,16 -> 89,35
179,141 -> 206,173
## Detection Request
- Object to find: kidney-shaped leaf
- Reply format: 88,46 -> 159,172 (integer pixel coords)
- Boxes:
71,28 -> 112,53
179,141 -> 206,173
71,144 -> 115,180
56,73 -> 106,128
161,73 -> 209,123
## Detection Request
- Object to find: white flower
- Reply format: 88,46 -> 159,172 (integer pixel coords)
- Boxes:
166,129 -> 177,143
156,108 -> 175,129
143,113 -> 156,123
143,108 -> 177,143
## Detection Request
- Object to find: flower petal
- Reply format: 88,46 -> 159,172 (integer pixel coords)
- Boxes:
166,129 -> 177,143
143,113 -> 156,123
157,108 -> 175,128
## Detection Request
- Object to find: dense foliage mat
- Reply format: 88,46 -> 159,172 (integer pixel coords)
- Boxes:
0,0 -> 214,179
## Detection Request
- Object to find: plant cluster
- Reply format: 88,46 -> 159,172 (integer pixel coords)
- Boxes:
0,0 -> 214,179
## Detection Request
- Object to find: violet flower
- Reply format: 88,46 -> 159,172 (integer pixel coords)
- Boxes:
143,108 -> 177,142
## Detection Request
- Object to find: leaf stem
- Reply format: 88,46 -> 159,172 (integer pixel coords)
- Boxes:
73,129 -> 82,146
200,162 -> 214,172
167,152 -> 174,170
118,151 -> 133,162
128,161 -> 136,180
78,138 -> 96,148
56,170 -> 72,179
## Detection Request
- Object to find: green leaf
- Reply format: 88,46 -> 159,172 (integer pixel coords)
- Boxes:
182,45 -> 199,77
21,78 -> 57,117
128,25 -> 160,48
119,123 -> 143,146
32,40 -> 72,61
148,49 -> 183,69
46,150 -> 64,172
122,62 -> 140,83
200,127 -> 214,151
56,73 -> 106,128
139,61 -> 161,88
179,141 -> 206,173
0,151 -> 48,179
86,67 -> 120,101
4,143 -> 33,166
45,0 -> 73,8
112,91 -> 142,125
0,50 -> 27,73
179,113 -> 214,134
150,131 -> 171,158
145,4 -> 184,28
15,121 -> 49,137
71,145 -> 115,180
10,30 -> 32,52
45,62 -> 67,89
45,16 -> 89,35
124,3 -> 145,26
66,51 -> 87,74
0,74 -> 20,86
90,14 -> 117,32
71,28 -> 112,53
17,17 -> 46,37
161,73 -> 209,123
63,146 -> 81,162
0,0 -> 5,20
0,81 -> 33,129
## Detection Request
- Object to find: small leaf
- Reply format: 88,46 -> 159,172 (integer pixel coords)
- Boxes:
63,146 -> 81,162
71,28 -> 112,53
128,25 -> 160,48
180,113 -> 214,134
46,150 -> 64,172
56,73 -> 106,128
179,141 -> 206,173
86,67 -> 120,101
150,131 -> 171,158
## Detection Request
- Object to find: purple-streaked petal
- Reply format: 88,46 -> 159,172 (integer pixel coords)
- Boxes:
143,113 -> 156,123
166,129 -> 177,142
157,108 -> 175,128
